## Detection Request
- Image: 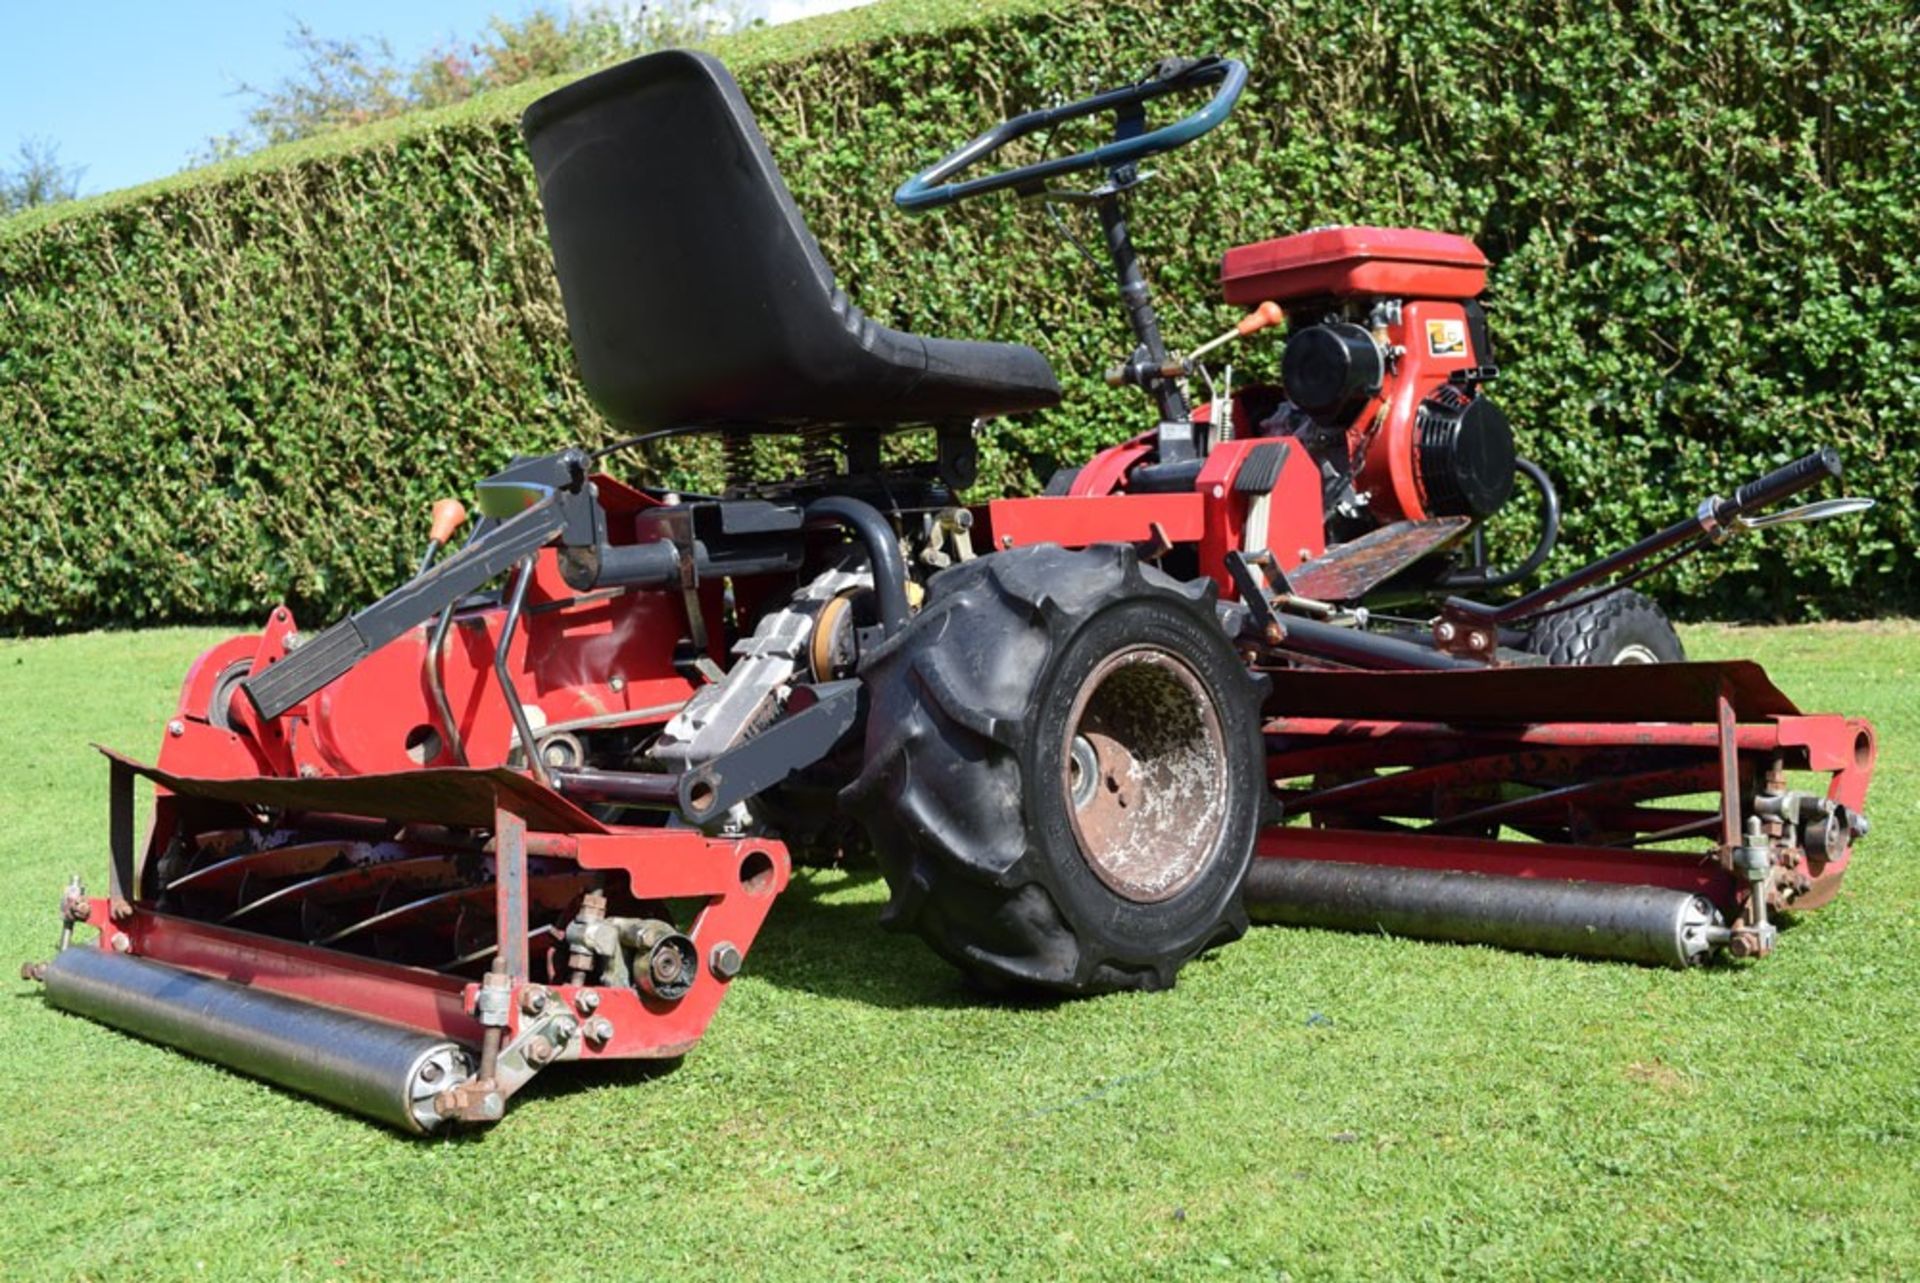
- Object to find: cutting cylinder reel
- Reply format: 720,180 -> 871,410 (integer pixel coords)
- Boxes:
27,50 -> 1876,1132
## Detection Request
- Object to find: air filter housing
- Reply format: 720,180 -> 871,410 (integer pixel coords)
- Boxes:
1415,384 -> 1515,518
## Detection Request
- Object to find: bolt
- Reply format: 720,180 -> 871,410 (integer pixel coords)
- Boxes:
298,764 -> 321,779
167,720 -> 185,737
110,933 -> 131,954
1001,535 -> 1014,549
609,675 -> 626,693
585,1017 -> 615,1047
550,1017 -> 579,1046
1435,622 -> 1457,643
1468,631 -> 1489,651
709,941 -> 744,981
418,1060 -> 444,1084
575,989 -> 601,1014
524,1034 -> 557,1066
283,631 -> 304,652
521,986 -> 549,1017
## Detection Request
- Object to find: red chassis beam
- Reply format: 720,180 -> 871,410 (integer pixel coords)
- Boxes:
1257,697 -> 1875,917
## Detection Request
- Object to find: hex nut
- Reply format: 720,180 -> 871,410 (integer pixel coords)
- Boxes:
709,941 -> 744,981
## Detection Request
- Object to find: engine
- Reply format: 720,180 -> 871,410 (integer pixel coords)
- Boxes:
1220,226 -> 1516,535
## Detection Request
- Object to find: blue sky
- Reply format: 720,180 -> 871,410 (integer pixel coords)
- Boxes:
1,2 -> 872,198
0,1 -> 590,197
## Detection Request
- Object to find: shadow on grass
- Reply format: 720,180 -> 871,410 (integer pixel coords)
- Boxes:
738,863 -> 989,1011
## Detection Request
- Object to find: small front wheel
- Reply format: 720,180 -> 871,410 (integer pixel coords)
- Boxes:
1523,589 -> 1684,666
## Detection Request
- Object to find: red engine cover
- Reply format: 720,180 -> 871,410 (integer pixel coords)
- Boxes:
1220,226 -> 1488,307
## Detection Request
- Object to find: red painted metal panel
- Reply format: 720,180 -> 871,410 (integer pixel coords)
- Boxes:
101,748 -> 609,834
1221,227 -> 1489,306
1258,661 -> 1802,724
988,494 -> 1205,549
1066,435 -> 1156,498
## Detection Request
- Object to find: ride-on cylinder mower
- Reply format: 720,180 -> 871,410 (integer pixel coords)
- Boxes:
26,51 -> 1877,1132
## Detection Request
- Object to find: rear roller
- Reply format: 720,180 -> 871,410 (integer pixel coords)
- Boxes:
1245,859 -> 1728,968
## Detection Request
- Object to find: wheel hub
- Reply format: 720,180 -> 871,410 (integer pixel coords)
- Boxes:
1061,647 -> 1228,903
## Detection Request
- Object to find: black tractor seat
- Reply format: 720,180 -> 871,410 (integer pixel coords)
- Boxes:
522,50 -> 1061,433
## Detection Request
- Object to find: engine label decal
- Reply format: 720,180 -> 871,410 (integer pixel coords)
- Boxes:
1426,318 -> 1467,357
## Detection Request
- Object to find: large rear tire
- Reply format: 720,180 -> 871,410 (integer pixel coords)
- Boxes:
845,545 -> 1266,996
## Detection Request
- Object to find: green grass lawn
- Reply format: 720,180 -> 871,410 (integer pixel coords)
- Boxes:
2,622 -> 1915,1281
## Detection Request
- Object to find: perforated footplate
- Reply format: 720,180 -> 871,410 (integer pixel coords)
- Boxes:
1286,517 -> 1472,602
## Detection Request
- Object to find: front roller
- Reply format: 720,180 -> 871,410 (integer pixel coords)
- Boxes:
43,948 -> 473,1133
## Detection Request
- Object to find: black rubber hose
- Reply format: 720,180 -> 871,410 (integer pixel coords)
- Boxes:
1439,458 -> 1561,592
805,496 -> 910,635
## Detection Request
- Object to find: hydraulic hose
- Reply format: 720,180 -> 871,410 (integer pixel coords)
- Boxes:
804,495 -> 910,635
1440,458 -> 1560,592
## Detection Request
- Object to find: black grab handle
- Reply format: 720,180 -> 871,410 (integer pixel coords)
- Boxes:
1718,447 -> 1844,523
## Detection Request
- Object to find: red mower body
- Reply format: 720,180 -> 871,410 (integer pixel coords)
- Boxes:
31,51 -> 1877,1135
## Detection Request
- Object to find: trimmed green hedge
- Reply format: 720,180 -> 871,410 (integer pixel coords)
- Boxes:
2,0 -> 1914,631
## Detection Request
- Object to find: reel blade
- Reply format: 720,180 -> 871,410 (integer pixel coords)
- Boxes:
225,853 -> 470,929
165,840 -> 356,897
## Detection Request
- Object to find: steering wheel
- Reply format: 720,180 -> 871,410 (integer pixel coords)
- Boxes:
894,56 -> 1248,213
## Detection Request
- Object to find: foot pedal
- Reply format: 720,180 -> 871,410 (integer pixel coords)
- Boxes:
240,618 -> 370,720
1286,517 -> 1472,603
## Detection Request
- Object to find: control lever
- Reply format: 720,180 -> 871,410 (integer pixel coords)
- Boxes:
1439,447 -> 1870,637
1106,301 -> 1283,388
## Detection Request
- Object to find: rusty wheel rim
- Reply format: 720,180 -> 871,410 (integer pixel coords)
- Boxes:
1061,646 -> 1229,903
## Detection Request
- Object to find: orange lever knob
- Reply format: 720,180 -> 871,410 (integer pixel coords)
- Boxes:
429,498 -> 469,545
1236,301 -> 1285,337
